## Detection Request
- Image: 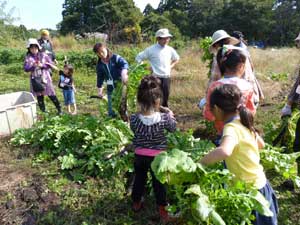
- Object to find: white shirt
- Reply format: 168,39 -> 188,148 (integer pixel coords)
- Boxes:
136,44 -> 180,78
138,112 -> 161,125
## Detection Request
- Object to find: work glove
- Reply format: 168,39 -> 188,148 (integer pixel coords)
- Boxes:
198,98 -> 206,109
281,104 -> 292,116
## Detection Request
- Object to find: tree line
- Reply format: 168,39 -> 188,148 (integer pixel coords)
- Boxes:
59,0 -> 300,46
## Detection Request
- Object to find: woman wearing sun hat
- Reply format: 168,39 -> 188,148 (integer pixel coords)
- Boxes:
208,30 -> 264,106
24,38 -> 62,114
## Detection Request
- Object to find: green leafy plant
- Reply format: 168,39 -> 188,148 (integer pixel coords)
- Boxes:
199,37 -> 213,78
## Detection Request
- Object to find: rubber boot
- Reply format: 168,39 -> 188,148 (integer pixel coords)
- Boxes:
158,205 -> 177,223
37,95 -> 46,112
49,95 -> 62,115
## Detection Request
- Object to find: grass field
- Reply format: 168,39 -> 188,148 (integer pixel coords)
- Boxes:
0,42 -> 299,225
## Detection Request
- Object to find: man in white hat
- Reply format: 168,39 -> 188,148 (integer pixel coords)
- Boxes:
136,28 -> 180,107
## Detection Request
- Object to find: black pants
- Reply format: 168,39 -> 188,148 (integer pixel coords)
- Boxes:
158,77 -> 170,107
37,95 -> 61,113
294,117 -> 300,151
132,155 -> 167,206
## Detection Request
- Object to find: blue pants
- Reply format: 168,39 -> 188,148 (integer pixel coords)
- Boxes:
253,181 -> 278,225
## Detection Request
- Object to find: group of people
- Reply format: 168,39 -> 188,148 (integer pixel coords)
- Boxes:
24,30 -> 77,115
23,27 -> 300,224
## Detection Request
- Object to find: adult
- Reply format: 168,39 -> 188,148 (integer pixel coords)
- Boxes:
38,29 -> 57,64
209,30 -> 264,106
93,43 -> 129,117
281,34 -> 300,151
24,38 -> 61,114
232,30 -> 248,51
136,28 -> 180,107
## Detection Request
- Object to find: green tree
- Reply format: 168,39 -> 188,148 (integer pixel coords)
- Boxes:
271,0 -> 300,45
60,0 -> 143,43
140,11 -> 182,41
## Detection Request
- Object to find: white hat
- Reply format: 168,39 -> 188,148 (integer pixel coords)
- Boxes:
221,45 -> 249,57
155,28 -> 173,38
209,30 -> 239,52
295,33 -> 300,42
26,38 -> 41,50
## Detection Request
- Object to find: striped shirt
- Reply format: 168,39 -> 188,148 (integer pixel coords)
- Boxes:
130,112 -> 176,151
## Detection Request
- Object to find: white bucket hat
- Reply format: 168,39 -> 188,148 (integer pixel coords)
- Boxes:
295,33 -> 300,42
26,38 -> 42,50
209,30 -> 239,52
155,28 -> 173,38
221,44 -> 249,57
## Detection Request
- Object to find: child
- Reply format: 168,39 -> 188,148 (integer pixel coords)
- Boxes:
200,84 -> 278,225
203,45 -> 256,145
130,75 -> 176,222
58,64 -> 77,114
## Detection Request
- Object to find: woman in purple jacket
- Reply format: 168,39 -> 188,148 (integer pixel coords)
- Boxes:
24,38 -> 61,114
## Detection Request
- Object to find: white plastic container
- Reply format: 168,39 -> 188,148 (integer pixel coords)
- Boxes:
0,91 -> 37,136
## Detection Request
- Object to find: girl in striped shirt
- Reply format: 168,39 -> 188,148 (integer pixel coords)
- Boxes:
130,75 -> 176,222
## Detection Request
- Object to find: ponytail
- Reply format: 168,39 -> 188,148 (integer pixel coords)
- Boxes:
238,105 -> 256,133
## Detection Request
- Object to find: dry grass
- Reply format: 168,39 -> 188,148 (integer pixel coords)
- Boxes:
251,47 -> 300,79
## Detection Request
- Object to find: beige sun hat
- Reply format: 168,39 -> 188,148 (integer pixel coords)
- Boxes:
295,32 -> 300,42
155,28 -> 173,38
26,38 -> 42,50
209,30 -> 239,52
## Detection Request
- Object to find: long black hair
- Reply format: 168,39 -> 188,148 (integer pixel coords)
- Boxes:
216,47 -> 246,75
137,75 -> 162,112
210,84 -> 256,133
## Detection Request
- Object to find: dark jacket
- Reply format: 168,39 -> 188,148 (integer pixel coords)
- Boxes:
38,38 -> 56,61
96,52 -> 129,92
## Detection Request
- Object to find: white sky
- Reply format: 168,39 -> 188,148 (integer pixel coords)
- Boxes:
5,0 -> 160,30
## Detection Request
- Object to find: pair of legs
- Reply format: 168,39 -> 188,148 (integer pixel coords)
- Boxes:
65,104 -> 77,115
37,95 -> 61,114
158,77 -> 171,107
132,155 -> 167,206
63,90 -> 77,114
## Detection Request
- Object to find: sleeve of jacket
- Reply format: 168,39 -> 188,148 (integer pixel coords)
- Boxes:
96,63 -> 104,88
116,55 -> 129,70
23,55 -> 35,72
50,41 -> 56,60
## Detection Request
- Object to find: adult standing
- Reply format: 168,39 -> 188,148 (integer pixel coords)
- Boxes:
209,30 -> 264,106
136,28 -> 180,107
38,29 -> 57,64
24,38 -> 61,114
93,43 -> 129,117
281,34 -> 300,151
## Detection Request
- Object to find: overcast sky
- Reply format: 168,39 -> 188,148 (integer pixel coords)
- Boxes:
6,0 -> 160,30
